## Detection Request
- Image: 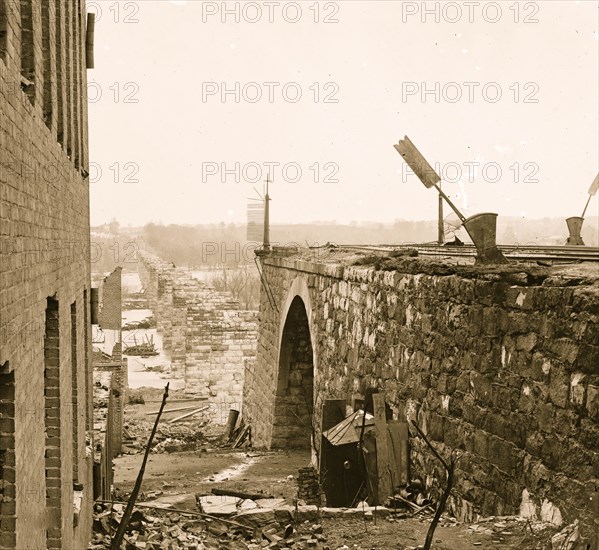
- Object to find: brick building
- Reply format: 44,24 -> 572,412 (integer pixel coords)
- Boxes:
0,1 -> 93,548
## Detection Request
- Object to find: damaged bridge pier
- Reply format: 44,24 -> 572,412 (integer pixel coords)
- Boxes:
243,247 -> 599,533
137,252 -> 257,421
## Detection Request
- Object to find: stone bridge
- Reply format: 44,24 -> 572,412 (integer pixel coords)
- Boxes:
137,252 -> 257,421
243,246 -> 599,528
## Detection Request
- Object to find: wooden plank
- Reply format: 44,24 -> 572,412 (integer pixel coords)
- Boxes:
362,431 -> 378,504
386,426 -> 400,491
319,399 -> 346,506
372,393 -> 392,504
145,405 -> 200,416
387,420 -> 409,486
399,422 -> 409,484
212,488 -> 273,500
168,406 -> 210,424
233,424 -> 250,448
319,399 -> 345,472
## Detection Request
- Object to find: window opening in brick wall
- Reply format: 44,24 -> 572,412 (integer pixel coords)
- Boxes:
70,302 -> 79,482
41,1 -> 52,129
55,0 -> 64,146
19,0 -> 35,103
72,0 -> 81,169
44,297 -> 62,549
0,1 -> 8,62
64,0 -> 72,160
0,368 -> 16,549
83,289 -> 91,431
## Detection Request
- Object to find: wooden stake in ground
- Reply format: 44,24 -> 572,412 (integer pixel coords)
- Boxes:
111,383 -> 169,550
411,421 -> 459,550
373,393 -> 392,504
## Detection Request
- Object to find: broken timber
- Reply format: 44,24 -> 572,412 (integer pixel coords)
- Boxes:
111,383 -> 170,549
233,424 -> 250,448
373,393 -> 392,504
145,405 -> 203,416
211,488 -> 273,500
168,405 -> 210,424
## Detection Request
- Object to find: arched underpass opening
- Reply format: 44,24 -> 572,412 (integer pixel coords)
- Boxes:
271,296 -> 314,449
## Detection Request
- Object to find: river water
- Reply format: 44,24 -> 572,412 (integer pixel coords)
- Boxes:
93,271 -> 185,390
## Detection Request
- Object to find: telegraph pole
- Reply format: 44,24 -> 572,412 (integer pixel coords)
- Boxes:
263,174 -> 271,250
437,183 -> 444,244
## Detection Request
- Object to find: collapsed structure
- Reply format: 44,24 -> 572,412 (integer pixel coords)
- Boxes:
243,247 -> 599,534
91,268 -> 128,500
137,252 -> 258,422
0,1 -> 94,548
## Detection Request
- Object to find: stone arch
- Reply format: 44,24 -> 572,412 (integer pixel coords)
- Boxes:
271,277 -> 316,448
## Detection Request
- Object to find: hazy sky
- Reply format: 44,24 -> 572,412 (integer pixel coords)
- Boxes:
88,0 -> 598,227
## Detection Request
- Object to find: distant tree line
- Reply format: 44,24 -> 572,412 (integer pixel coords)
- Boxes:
90,216 -> 599,275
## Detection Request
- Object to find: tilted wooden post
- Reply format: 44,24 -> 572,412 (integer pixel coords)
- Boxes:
372,393 -> 392,504
111,383 -> 169,549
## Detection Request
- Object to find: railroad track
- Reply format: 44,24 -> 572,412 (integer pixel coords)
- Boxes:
334,243 -> 599,263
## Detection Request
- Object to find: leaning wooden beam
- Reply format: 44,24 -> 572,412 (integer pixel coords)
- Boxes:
411,420 -> 459,550
373,393 -> 392,504
111,383 -> 169,550
168,405 -> 210,424
233,424 -> 250,448
145,405 -> 199,416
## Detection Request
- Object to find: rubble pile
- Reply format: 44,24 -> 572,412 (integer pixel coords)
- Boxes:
89,500 -> 333,549
386,479 -> 433,515
123,315 -> 157,330
465,516 -> 578,549
93,375 -> 111,410
124,335 -> 159,357
123,291 -> 150,310
90,503 -> 214,549
123,419 -> 210,454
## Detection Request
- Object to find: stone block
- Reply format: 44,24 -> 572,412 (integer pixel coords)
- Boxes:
516,333 -> 538,353
575,344 -> 599,374
586,385 -> 599,421
549,368 -> 570,408
506,287 -> 534,309
235,508 -> 278,529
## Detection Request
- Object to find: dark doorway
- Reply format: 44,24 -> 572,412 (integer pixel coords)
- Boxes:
271,296 -> 314,448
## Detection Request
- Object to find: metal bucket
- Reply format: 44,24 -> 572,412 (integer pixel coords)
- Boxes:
565,216 -> 585,246
463,213 -> 508,264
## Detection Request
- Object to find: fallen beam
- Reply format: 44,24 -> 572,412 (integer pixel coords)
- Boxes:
211,488 -> 273,501
145,405 -> 201,416
169,406 -> 210,424
111,383 -> 169,549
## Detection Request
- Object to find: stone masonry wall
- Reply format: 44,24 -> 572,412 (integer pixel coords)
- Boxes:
138,252 -> 257,422
245,249 -> 599,533
99,267 -> 122,331
0,1 -> 93,548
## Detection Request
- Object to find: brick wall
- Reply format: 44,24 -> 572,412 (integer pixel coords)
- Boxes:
0,369 -> 16,549
245,250 -> 599,536
44,297 -> 63,549
0,1 -> 93,548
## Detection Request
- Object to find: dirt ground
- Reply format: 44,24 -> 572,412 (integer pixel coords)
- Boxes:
115,387 -> 310,501
107,388 -> 563,550
115,448 -> 309,501
320,515 -> 559,550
